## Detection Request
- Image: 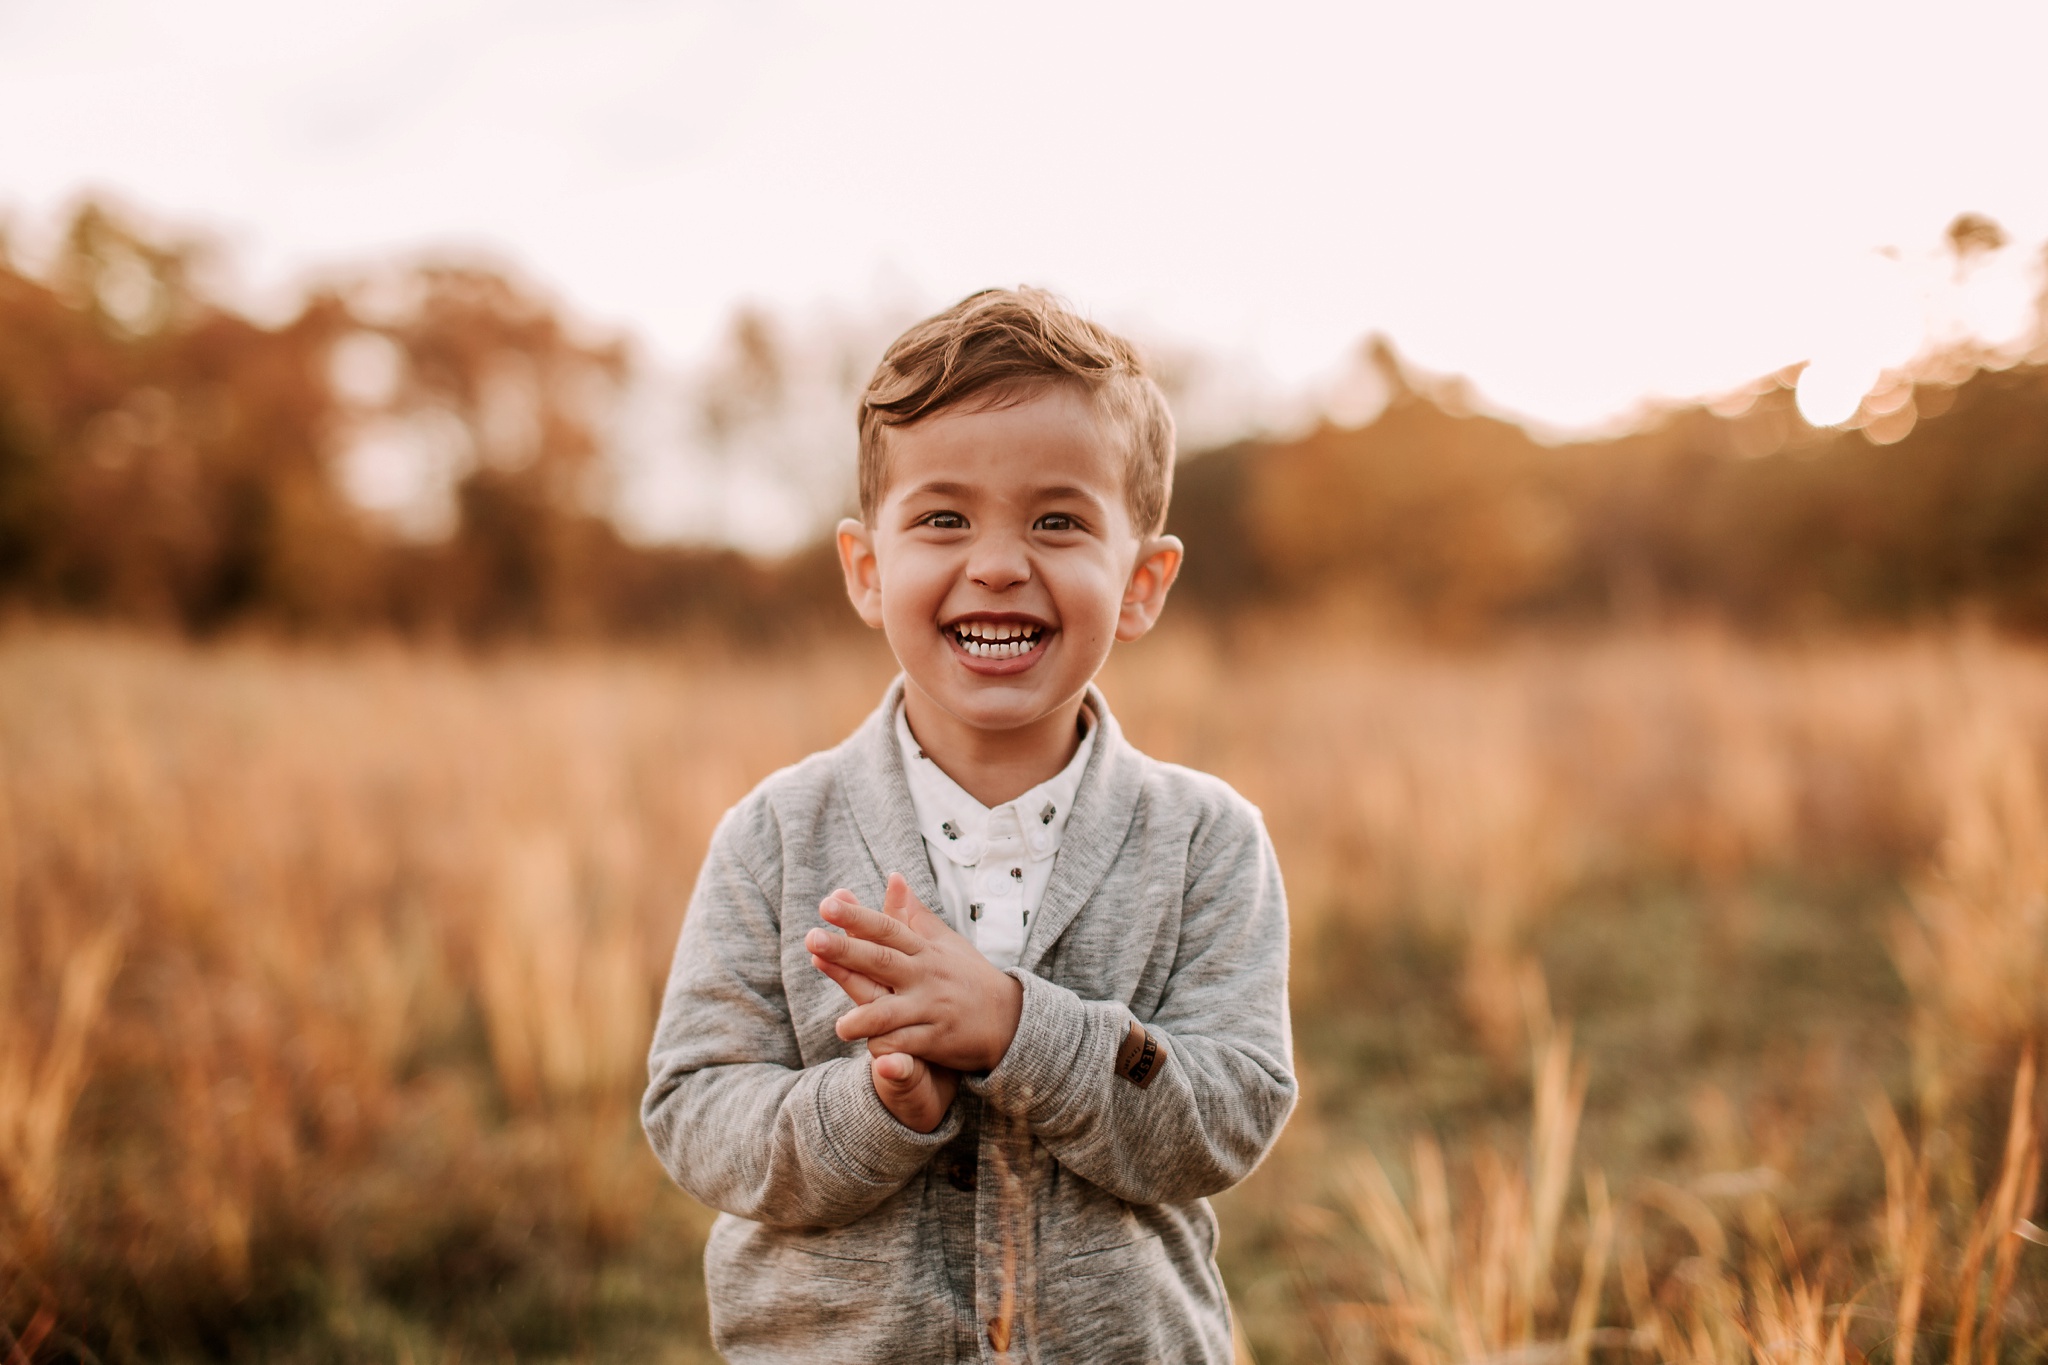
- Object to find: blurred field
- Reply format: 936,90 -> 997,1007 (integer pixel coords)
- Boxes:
3,622 -> 2046,1363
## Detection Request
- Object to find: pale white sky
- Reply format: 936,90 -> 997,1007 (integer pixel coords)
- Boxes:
2,1 -> 2043,443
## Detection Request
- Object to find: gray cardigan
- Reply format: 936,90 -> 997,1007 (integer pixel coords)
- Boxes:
643,681 -> 1296,1363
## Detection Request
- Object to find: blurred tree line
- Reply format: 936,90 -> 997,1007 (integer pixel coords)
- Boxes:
3,202 -> 2046,643
1171,333 -> 2048,638
0,203 -> 843,642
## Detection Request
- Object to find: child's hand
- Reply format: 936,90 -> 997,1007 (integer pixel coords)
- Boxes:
809,906 -> 959,1133
805,873 -> 1024,1073
868,1049 -> 957,1134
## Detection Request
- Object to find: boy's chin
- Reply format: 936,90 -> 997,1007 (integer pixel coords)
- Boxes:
910,671 -> 1076,730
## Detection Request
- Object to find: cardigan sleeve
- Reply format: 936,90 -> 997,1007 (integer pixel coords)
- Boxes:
965,794 -> 1296,1203
641,799 -> 959,1227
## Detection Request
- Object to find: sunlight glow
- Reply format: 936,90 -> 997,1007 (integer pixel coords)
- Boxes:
1795,360 -> 1880,429
3,0 -> 2046,446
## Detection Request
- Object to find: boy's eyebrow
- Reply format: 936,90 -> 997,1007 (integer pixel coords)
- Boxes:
1031,484 -> 1108,505
900,481 -> 1110,505
902,480 -> 979,500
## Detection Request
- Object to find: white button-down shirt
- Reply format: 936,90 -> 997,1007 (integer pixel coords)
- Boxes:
895,702 -> 1095,970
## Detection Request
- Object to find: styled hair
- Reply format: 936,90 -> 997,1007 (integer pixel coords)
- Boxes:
857,287 -> 1176,535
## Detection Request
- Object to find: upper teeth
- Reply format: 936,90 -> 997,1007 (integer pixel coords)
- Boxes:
957,622 -> 1037,641
953,621 -> 1043,658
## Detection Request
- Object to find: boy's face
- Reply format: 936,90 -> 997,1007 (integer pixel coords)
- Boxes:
837,384 -> 1182,741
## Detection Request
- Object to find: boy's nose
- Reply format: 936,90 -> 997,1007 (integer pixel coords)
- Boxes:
966,534 -> 1030,590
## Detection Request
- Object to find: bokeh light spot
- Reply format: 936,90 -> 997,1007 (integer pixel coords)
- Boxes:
1794,359 -> 1877,428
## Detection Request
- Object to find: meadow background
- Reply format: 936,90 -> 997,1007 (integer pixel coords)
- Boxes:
3,200 -> 2048,1363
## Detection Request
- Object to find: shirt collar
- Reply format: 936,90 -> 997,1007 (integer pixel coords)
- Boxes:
895,701 -> 1095,868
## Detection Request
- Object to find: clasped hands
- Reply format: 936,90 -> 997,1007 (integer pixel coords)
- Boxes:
806,873 -> 1024,1133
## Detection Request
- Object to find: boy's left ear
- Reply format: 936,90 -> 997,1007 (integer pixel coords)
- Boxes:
1116,534 -> 1184,642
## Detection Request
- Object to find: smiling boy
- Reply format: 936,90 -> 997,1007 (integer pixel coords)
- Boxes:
643,289 -> 1296,1363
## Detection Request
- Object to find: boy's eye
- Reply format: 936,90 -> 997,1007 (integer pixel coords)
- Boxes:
919,511 -> 967,530
1035,513 -> 1079,532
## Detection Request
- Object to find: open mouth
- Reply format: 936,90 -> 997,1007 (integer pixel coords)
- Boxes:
947,620 -> 1046,660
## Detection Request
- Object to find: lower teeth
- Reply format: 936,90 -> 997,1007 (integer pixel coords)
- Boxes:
957,633 -> 1036,657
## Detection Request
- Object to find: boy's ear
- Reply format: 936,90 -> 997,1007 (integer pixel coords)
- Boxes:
836,518 -> 886,629
1115,534 -> 1183,643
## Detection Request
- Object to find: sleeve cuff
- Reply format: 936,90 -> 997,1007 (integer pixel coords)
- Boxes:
967,968 -> 1127,1121
813,1055 -> 962,1186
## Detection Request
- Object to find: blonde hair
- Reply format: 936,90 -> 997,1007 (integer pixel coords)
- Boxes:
857,288 -> 1176,535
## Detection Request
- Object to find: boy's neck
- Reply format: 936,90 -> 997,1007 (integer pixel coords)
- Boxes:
900,684 -> 1089,809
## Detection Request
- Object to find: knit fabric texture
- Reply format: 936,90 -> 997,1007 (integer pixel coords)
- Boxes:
642,679 -> 1297,1363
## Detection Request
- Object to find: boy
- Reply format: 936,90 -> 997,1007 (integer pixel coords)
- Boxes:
643,288 -> 1295,1363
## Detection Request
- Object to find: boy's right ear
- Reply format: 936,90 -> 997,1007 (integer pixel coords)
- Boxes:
835,518 -> 887,629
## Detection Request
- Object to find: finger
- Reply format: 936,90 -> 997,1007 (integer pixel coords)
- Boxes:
869,1047 -> 956,1097
885,872 -> 954,941
819,899 -> 925,955
882,873 -> 916,923
810,955 -> 889,1005
835,995 -> 923,1042
870,1042 -> 956,1074
806,923 -> 901,975
823,895 -> 914,947
820,888 -> 871,919
863,1024 -> 944,1058
815,958 -> 888,1006
805,926 -> 916,985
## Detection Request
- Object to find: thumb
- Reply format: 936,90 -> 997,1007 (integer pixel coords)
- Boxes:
872,1051 -> 919,1085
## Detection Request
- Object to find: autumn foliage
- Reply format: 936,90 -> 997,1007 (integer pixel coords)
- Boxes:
5,203 -> 2048,643
0,203 -> 842,641
1171,339 -> 2048,637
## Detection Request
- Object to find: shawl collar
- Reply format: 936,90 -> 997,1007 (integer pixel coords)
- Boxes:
835,678 -> 947,924
833,678 -> 1145,967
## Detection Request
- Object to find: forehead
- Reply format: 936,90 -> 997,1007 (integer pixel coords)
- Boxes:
877,384 -> 1127,507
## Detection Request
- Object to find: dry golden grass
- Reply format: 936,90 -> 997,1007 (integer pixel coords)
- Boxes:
1325,1000 -> 1610,1364
1296,1017 -> 2039,1364
1113,622 -> 2048,1072
0,621 -> 2044,1361
0,628 -> 897,1359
